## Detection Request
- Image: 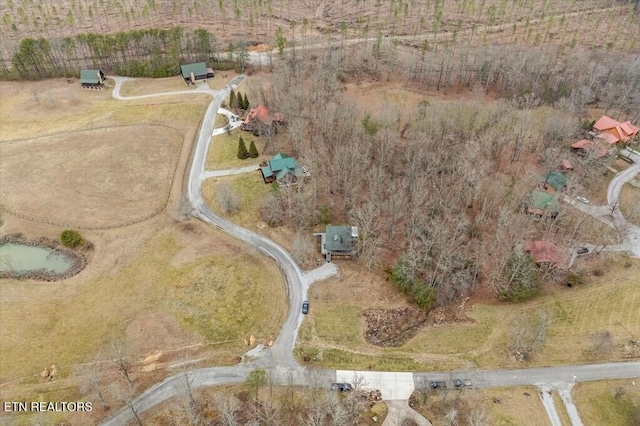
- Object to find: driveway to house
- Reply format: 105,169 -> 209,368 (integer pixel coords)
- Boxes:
103,77 -> 639,426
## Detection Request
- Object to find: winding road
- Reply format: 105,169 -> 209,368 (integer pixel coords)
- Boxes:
102,77 -> 639,426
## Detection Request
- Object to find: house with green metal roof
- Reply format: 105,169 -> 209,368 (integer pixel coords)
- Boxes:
80,69 -> 105,88
313,225 -> 359,261
259,153 -> 304,184
180,62 -> 214,84
526,190 -> 559,218
540,171 -> 567,193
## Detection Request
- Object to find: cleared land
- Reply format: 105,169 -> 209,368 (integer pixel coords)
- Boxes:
573,379 -> 640,426
297,256 -> 640,371
1,125 -> 181,228
0,79 -> 286,422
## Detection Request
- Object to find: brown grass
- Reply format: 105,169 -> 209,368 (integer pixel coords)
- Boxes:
573,379 -> 640,426
619,184 -> 640,225
204,128 -> 269,170
119,76 -> 193,96
413,386 -> 544,426
297,256 -> 640,371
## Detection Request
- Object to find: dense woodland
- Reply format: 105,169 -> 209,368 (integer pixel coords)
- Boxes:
252,41 -> 639,306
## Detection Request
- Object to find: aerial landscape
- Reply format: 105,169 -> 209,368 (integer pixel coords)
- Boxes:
0,0 -> 639,425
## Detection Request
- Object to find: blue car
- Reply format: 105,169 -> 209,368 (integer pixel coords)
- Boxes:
302,300 -> 309,314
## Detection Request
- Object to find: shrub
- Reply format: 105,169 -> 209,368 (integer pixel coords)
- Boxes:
60,230 -> 83,248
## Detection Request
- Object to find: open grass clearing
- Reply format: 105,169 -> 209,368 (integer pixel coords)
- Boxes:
118,76 -> 192,96
0,125 -> 182,227
619,184 -> 640,225
412,385 -> 544,426
573,379 -> 640,426
205,128 -> 269,170
201,173 -> 301,254
0,216 -> 285,400
215,113 -> 229,128
298,256 -> 640,371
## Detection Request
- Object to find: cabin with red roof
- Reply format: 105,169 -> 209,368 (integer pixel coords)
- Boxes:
593,115 -> 639,144
524,241 -> 569,270
242,105 -> 285,136
571,139 -> 608,158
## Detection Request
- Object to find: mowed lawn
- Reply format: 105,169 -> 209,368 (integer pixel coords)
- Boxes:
205,128 -> 269,170
297,257 -> 640,371
573,379 -> 640,426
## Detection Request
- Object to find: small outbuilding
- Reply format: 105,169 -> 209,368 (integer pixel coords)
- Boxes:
571,139 -> 608,158
180,62 -> 214,85
314,225 -> 359,261
80,69 -> 106,89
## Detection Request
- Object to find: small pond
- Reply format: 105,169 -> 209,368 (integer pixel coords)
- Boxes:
0,237 -> 86,281
0,243 -> 74,274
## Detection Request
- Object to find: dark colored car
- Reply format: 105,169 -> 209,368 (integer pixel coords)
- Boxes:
429,381 -> 446,389
331,383 -> 353,392
453,379 -> 464,388
577,247 -> 589,254
302,300 -> 309,314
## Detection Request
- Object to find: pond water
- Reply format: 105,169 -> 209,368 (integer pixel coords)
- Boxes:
0,243 -> 74,274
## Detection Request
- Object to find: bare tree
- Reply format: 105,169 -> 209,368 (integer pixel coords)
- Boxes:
216,182 -> 240,215
211,393 -> 240,426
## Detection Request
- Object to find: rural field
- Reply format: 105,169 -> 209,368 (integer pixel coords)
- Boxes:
573,379 -> 640,426
297,256 -> 640,371
0,76 -> 287,424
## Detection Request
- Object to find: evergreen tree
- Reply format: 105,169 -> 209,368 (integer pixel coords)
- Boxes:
242,92 -> 250,109
237,136 -> 249,159
248,140 -> 259,158
229,90 -> 236,109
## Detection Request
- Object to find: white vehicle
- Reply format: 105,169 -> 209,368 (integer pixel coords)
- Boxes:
576,196 -> 590,204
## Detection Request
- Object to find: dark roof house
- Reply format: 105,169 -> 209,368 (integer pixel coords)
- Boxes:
314,225 -> 359,261
180,62 -> 214,84
80,69 -> 105,88
259,153 -> 303,184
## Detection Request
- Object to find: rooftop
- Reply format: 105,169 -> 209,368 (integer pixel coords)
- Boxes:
80,69 -> 102,84
528,190 -> 559,214
180,62 -> 207,79
325,226 -> 358,253
541,171 -> 567,191
524,240 -> 569,269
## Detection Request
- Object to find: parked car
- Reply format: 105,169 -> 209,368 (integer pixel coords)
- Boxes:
577,247 -> 589,254
453,379 -> 464,388
331,383 -> 353,392
302,300 -> 309,315
576,196 -> 590,204
429,380 -> 446,389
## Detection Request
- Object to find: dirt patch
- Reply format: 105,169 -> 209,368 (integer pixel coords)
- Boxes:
361,307 -> 428,347
362,298 -> 476,347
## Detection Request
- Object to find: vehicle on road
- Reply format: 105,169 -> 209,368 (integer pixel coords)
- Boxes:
577,247 -> 589,254
302,300 -> 309,314
429,380 -> 446,389
331,383 -> 353,392
453,379 -> 472,388
576,196 -> 590,204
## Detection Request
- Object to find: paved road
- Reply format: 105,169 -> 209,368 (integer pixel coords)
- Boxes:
102,77 -> 639,425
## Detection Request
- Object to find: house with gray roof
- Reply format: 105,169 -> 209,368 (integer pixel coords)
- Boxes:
313,225 -> 359,262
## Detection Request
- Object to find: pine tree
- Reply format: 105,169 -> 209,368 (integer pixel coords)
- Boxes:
248,140 -> 259,158
243,92 -> 249,110
229,90 -> 236,109
237,137 -> 249,159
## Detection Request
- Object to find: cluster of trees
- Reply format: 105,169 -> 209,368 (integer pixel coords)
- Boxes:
237,136 -> 259,160
3,27 -> 226,79
229,90 -> 250,110
247,40 -> 636,306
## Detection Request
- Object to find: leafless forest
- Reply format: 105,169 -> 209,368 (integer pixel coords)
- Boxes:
251,36 -> 638,305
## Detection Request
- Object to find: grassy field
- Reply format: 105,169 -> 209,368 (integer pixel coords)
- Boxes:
619,184 -> 640,225
204,128 -> 269,170
413,386 -> 545,426
297,256 -> 640,371
119,76 -> 192,96
573,379 -> 640,426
